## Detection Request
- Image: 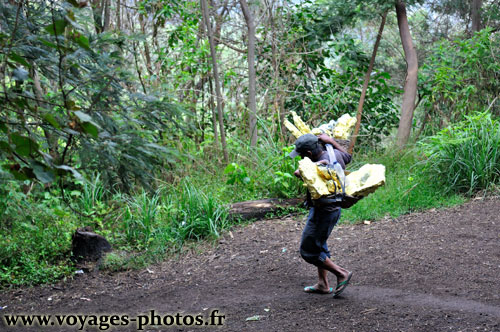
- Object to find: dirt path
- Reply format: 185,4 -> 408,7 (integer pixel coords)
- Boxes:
1,197 -> 499,331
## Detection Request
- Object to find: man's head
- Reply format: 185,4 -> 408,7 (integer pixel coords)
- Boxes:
289,133 -> 322,159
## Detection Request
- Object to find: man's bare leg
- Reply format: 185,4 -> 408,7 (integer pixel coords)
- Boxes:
319,258 -> 350,286
305,268 -> 330,293
308,258 -> 350,293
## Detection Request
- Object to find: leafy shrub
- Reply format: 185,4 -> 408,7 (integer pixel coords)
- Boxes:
224,163 -> 252,186
418,29 -> 500,134
0,186 -> 77,287
269,145 -> 302,198
419,112 -> 500,195
211,138 -> 303,201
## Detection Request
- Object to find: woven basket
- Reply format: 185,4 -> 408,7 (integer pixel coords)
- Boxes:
335,139 -> 350,151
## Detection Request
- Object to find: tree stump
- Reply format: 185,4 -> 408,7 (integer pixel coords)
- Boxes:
71,227 -> 111,262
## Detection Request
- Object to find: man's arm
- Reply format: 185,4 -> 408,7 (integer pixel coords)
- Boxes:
317,133 -> 348,154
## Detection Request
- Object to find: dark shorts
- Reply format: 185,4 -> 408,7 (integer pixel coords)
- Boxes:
299,206 -> 341,267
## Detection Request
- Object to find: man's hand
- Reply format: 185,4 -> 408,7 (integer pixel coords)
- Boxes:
294,169 -> 302,178
317,133 -> 334,145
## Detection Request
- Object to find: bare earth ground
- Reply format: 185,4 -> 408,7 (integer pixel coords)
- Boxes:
1,197 -> 499,332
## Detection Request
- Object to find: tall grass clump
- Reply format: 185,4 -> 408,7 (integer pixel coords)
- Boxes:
419,112 -> 500,195
108,179 -> 230,270
79,172 -> 106,214
167,179 -> 230,241
122,190 -> 161,250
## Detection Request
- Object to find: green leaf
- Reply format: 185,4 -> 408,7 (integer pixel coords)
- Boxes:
45,20 -> 68,35
32,163 -> 55,184
39,38 -> 59,49
9,53 -> 30,67
74,34 -> 90,51
74,111 -> 100,138
0,122 -> 7,133
10,133 -> 39,156
0,140 -> 11,152
224,163 -> 237,174
54,164 -> 82,180
74,110 -> 92,122
11,169 -> 29,181
81,122 -> 99,138
42,113 -> 60,129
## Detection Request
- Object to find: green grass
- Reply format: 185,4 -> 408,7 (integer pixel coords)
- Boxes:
340,148 -> 466,224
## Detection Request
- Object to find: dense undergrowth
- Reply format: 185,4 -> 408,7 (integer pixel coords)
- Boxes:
1,112 -> 499,287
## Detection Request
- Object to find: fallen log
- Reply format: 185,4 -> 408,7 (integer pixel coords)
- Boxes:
229,198 -> 304,221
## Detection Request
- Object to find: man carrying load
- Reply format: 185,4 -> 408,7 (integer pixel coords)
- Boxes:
290,133 -> 353,297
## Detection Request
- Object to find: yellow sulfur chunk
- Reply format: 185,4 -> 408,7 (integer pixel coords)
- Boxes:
325,180 -> 336,193
333,114 -> 357,139
345,164 -> 386,197
312,120 -> 336,137
291,111 -> 312,135
317,165 -> 342,194
284,119 -> 303,139
311,128 -> 333,137
311,128 -> 322,135
298,157 -> 330,199
299,161 -> 385,201
316,165 -> 335,180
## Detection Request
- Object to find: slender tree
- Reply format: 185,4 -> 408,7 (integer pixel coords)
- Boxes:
201,0 -> 229,162
116,0 -> 121,31
239,0 -> 258,146
395,0 -> 418,147
348,11 -> 387,154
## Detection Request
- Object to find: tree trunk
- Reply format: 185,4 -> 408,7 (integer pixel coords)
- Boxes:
266,0 -> 282,138
348,11 -> 387,155
395,1 -> 418,147
471,0 -> 482,32
209,75 -> 219,147
139,12 -> 154,78
103,0 -> 110,32
126,9 -> 146,93
201,0 -> 229,162
91,0 -> 103,33
116,0 -> 121,31
239,0 -> 257,146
